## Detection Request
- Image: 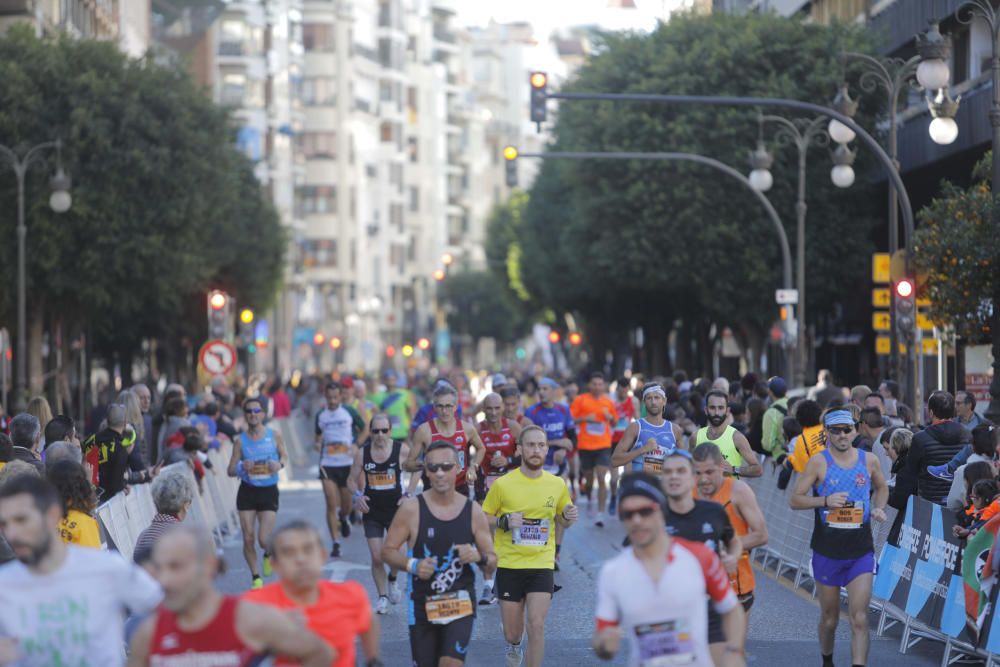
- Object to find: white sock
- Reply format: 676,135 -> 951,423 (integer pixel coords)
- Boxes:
484,578 -> 494,589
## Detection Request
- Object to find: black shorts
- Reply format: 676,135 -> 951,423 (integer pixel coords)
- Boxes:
578,448 -> 611,470
362,508 -> 397,538
236,483 -> 279,513
408,614 -> 475,666
495,567 -> 554,602
708,607 -> 724,644
319,465 -> 351,488
739,591 -> 755,612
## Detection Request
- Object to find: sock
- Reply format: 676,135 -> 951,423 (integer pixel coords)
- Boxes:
821,654 -> 834,667
484,578 -> 494,589
388,573 -> 397,582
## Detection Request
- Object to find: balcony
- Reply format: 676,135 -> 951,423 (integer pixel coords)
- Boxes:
219,41 -> 246,56
0,0 -> 27,15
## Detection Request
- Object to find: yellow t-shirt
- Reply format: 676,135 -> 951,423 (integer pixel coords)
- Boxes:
482,468 -> 572,570
59,510 -> 101,549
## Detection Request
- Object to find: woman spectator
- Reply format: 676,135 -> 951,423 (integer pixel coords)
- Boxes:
946,424 -> 997,512
745,397 -> 767,454
132,467 -> 194,570
887,429 -> 918,544
26,396 -> 53,450
157,396 -> 190,454
47,460 -> 100,549
954,478 -> 1000,541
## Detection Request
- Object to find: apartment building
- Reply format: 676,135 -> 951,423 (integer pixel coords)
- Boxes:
0,0 -> 150,53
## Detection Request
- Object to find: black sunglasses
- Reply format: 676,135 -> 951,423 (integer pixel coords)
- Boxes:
620,506 -> 658,521
828,426 -> 854,435
426,462 -> 456,473
371,428 -> 390,434
245,407 -> 263,414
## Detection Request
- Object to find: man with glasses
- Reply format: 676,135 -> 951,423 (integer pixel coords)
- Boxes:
593,472 -> 745,667
790,409 -> 888,667
315,382 -> 367,558
406,383 -> 484,498
228,397 -> 288,589
381,441 -> 496,667
482,425 -> 578,667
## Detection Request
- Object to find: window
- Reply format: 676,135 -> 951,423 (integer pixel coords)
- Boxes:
390,203 -> 403,230
390,163 -> 403,187
296,186 -> 337,215
296,132 -> 337,158
300,239 -> 337,268
407,136 -> 418,163
380,121 -> 394,143
379,81 -> 394,102
409,186 -> 419,212
303,23 -> 334,52
219,19 -> 245,55
301,77 -> 336,106
221,73 -> 246,106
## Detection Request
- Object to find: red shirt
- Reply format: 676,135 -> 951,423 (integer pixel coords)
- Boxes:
430,418 -> 471,485
150,595 -> 259,666
478,418 -> 517,479
244,580 -> 371,667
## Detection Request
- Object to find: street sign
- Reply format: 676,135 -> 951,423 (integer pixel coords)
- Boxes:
875,336 -> 891,355
872,312 -> 891,332
922,338 -> 939,356
917,313 -> 934,332
872,288 -> 890,308
889,249 -> 909,283
917,295 -> 931,307
198,339 -> 237,376
872,253 -> 890,284
775,289 -> 799,305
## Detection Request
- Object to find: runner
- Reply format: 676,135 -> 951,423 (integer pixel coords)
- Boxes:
482,425 -> 578,667
315,381 -> 367,558
660,449 -> 745,664
406,383 -> 484,498
525,378 -> 576,567
350,413 -> 409,614
692,442 -> 769,630
609,378 -> 638,513
693,391 -> 762,478
227,396 -> 288,589
128,524 -> 333,666
570,372 -> 618,527
501,386 -> 533,426
562,379 -> 582,499
344,377 -> 377,425
790,408 -> 888,667
244,520 -> 382,666
381,441 -> 497,667
372,370 -> 417,444
611,382 -> 686,475
593,472 -> 746,667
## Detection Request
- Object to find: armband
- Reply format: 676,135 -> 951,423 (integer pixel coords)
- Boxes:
353,489 -> 364,499
407,558 -> 419,575
497,514 -> 511,531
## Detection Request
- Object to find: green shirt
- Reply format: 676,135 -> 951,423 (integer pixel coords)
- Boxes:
761,397 -> 789,461
370,388 -> 412,439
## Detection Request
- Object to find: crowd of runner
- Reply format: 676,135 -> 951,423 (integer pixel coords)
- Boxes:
0,366 -> 986,666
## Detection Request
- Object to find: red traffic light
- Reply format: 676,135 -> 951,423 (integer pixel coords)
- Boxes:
548,331 -> 561,344
568,332 -> 582,346
313,332 -> 325,346
209,292 -> 227,310
895,279 -> 914,298
386,345 -> 397,358
417,337 -> 430,350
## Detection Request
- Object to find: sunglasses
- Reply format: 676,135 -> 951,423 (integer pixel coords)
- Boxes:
426,462 -> 456,473
371,428 -> 390,434
620,506 -> 658,521
245,407 -> 263,414
828,426 -> 854,435
434,403 -> 456,410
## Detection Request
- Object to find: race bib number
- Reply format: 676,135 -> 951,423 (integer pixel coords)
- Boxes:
643,455 -> 664,474
424,590 -> 474,625
512,518 -> 550,547
825,503 -> 864,529
249,460 -> 271,479
635,619 -> 695,666
586,422 -> 607,436
324,443 -> 349,457
366,469 -> 396,491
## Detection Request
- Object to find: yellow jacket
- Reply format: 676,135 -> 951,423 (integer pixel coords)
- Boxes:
788,424 -> 826,473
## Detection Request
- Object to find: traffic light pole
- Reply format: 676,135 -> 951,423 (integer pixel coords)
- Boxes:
544,90 -> 918,404
512,149 -> 796,380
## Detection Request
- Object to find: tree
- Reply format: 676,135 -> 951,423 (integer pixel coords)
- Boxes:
438,270 -> 531,345
914,153 -> 994,343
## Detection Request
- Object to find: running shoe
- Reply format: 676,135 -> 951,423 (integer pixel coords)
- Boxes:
330,542 -> 341,559
505,643 -> 523,667
340,516 -> 351,539
927,464 -> 954,481
479,584 -> 497,606
595,512 -> 605,528
251,576 -> 263,590
262,555 -> 272,577
388,579 -> 402,604
375,596 -> 389,615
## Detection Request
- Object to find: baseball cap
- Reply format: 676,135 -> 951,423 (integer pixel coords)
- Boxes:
617,472 -> 667,512
768,376 -> 787,396
491,373 -> 507,387
340,377 -> 355,389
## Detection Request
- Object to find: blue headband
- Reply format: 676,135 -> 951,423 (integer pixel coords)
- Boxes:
824,410 -> 855,428
539,377 -> 560,388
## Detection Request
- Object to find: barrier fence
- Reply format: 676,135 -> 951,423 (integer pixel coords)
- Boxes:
746,459 -> 1000,666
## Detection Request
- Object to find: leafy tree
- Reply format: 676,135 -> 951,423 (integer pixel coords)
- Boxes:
914,153 -> 994,343
438,270 -> 531,344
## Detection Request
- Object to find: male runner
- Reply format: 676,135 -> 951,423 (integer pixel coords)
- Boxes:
382,441 -> 497,667
482,425 -> 578,667
501,386 -> 533,426
609,378 -> 638,512
693,442 -> 768,630
790,409 -> 888,667
693,391 -> 762,478
611,382 -> 685,474
661,450 -> 744,665
562,379 -> 582,498
245,520 -> 382,666
227,396 -> 288,588
570,372 -> 618,527
129,525 -> 333,666
372,369 -> 417,443
594,472 -> 746,667
315,381 -> 367,557
351,413 -> 408,614
406,383 -> 484,497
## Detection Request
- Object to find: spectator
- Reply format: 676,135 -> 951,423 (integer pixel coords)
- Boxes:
133,467 -> 194,568
151,385 -> 186,456
745,397 -> 767,455
44,441 -> 83,469
118,390 -> 147,466
850,385 -> 873,409
132,384 -> 155,461
879,380 -> 902,418
266,376 -> 292,419
955,391 -> 986,432
886,429 -> 917,544
897,402 -> 916,426
0,432 -> 12,471
787,400 -> 824,473
26,396 -> 53,450
857,407 -> 885,455
43,414 -> 78,453
83,404 -> 133,500
729,401 -> 748,436
907,391 -> 970,505
807,369 -> 841,408
945,424 -> 998,512
9,413 -> 43,473
761,377 -> 789,462
47,459 -> 101,549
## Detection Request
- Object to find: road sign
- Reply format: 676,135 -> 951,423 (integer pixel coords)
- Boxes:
775,289 -> 799,305
917,312 -> 934,332
922,338 -> 939,356
917,295 -> 931,308
875,336 -> 891,355
872,288 -> 890,308
198,339 -> 237,376
872,253 -> 890,284
872,312 -> 891,332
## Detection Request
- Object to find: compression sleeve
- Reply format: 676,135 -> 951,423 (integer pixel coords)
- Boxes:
676,538 -> 738,614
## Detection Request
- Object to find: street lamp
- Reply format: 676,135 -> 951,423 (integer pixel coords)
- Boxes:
927,89 -> 961,145
915,21 -> 952,91
830,144 -> 857,188
828,85 -> 858,145
748,133 -> 774,193
0,139 -> 71,406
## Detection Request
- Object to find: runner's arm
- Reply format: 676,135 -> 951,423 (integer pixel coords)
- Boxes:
732,431 -> 761,478
126,615 -> 155,666
789,455 -> 825,509
403,425 -> 428,472
609,422 -> 642,467
226,437 -> 243,477
237,601 -> 334,667
467,423 -> 486,469
349,405 -> 369,446
470,503 -> 497,571
672,422 -> 687,450
273,430 -> 289,469
732,481 -> 768,551
349,447 -> 365,495
360,614 -> 380,662
869,453 -> 889,515
593,564 -> 623,661
381,499 -> 417,571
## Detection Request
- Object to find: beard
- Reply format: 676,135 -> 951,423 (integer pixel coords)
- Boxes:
707,414 -> 726,427
523,456 -> 544,471
12,532 -> 52,567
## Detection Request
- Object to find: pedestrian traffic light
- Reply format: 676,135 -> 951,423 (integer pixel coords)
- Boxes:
402,344 -> 414,357
894,277 -> 916,339
568,332 -> 582,346
529,72 -> 548,127
240,309 -> 254,324
504,146 -> 518,188
207,291 -> 232,341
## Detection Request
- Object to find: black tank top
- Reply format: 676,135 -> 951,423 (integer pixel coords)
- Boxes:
410,495 -> 476,601
363,441 -> 402,509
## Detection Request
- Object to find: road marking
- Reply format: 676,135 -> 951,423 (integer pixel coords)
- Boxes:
324,559 -> 370,582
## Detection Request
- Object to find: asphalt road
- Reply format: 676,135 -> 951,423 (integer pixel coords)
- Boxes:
211,421 -> 953,666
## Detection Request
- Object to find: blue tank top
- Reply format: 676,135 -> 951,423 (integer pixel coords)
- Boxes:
811,448 -> 873,558
240,428 -> 279,487
630,418 -> 678,473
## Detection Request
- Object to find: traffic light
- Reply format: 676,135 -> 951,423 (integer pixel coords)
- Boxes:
504,146 -> 518,188
548,331 -> 561,344
568,332 -> 582,346
313,332 -> 325,346
386,345 -> 397,358
238,309 -> 254,348
417,337 -> 431,351
329,336 -> 342,350
894,277 -> 916,340
207,291 -> 232,341
529,72 -> 548,127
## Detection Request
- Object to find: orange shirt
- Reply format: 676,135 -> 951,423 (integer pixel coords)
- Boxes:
570,394 -> 617,451
244,579 -> 371,667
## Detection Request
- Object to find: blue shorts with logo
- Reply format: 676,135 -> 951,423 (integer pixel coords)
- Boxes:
811,551 -> 875,588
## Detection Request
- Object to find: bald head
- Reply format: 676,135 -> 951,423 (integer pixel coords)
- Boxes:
483,392 -> 502,424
